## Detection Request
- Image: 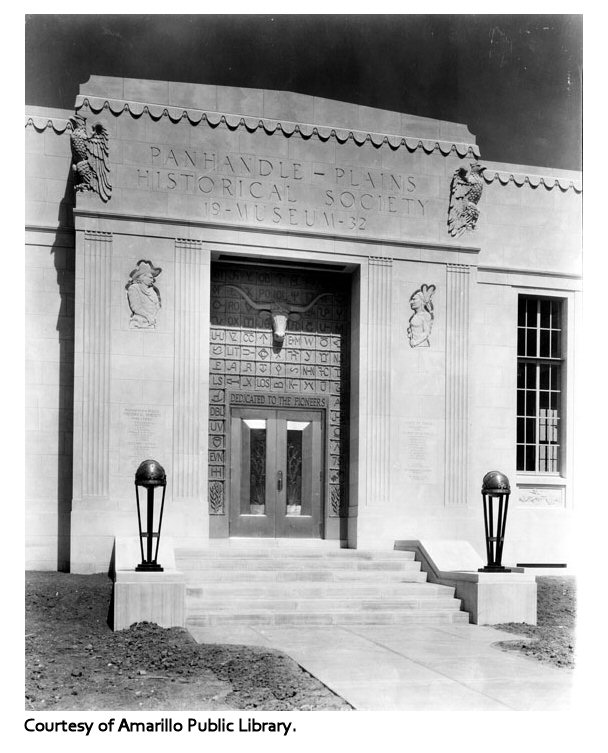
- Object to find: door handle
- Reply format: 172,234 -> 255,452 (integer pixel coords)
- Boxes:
277,471 -> 283,491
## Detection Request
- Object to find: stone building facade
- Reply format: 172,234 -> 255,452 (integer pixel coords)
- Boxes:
25,76 -> 582,572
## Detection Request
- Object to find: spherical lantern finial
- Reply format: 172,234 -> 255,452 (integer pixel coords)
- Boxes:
481,470 -> 510,495
135,459 -> 166,487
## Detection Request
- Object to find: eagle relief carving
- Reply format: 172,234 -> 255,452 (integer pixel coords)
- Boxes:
447,162 -> 486,238
69,114 -> 112,202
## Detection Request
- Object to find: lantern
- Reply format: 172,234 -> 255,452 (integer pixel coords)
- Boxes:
134,459 -> 167,572
479,470 -> 512,573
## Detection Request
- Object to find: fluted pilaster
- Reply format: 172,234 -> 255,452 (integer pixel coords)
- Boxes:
366,256 -> 393,505
445,264 -> 470,506
82,231 -> 112,498
173,239 -> 207,498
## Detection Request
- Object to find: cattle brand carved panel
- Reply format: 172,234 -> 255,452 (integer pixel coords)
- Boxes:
209,264 -> 350,519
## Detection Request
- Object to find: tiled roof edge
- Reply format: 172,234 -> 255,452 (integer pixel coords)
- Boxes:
25,115 -> 72,134
483,169 -> 582,194
25,99 -> 582,194
25,96 -> 480,159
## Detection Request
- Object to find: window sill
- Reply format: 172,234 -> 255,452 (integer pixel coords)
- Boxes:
516,475 -> 566,488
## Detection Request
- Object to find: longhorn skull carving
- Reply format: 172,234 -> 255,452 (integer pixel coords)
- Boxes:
224,285 -> 332,344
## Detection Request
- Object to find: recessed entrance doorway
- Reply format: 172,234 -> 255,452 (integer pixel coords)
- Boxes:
229,407 -> 324,538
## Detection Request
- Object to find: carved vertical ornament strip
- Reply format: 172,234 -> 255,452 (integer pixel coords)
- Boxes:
82,231 -> 112,497
445,264 -> 470,505
366,257 -> 393,506
173,239 -> 206,500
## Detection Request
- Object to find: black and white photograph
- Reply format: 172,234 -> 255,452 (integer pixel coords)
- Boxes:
21,8 -> 588,743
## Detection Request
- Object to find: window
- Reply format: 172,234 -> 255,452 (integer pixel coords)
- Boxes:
516,296 -> 564,473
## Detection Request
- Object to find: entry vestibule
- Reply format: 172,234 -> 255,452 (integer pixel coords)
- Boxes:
209,261 -> 351,539
229,407 -> 323,538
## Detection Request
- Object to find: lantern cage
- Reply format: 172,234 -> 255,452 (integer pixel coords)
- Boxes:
134,459 -> 167,572
479,470 -> 512,573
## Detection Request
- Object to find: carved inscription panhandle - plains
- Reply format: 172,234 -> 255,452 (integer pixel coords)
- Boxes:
132,145 -> 432,235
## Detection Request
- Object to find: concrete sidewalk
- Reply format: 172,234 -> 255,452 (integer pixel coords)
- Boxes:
187,622 -> 573,711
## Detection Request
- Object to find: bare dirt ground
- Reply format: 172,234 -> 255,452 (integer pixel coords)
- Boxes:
494,576 -> 576,668
25,572 -> 352,711
25,572 -> 575,711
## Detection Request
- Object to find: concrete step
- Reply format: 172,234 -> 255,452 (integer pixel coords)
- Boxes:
176,547 -> 415,560
178,539 -> 346,550
186,596 -> 462,612
177,544 -> 469,626
185,582 -> 455,599
186,609 -> 470,626
181,568 -> 427,583
176,557 -> 421,571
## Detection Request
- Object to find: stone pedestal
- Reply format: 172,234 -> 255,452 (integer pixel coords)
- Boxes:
111,536 -> 185,631
437,571 -> 537,625
395,538 -> 537,625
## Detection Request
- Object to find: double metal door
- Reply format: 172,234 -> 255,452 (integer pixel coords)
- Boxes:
229,407 -> 323,537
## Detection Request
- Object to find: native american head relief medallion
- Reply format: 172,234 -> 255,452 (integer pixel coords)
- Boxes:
407,284 -> 436,348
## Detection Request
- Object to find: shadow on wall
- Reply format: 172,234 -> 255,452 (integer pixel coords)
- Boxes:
52,168 -> 75,571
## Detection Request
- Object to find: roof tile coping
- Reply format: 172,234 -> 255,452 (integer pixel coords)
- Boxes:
481,160 -> 582,193
71,94 -> 479,157
79,74 -> 476,145
25,103 -> 582,195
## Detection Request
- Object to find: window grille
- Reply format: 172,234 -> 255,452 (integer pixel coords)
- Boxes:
516,296 -> 564,473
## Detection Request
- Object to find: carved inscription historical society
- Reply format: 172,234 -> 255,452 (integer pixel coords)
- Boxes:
134,145 -> 431,235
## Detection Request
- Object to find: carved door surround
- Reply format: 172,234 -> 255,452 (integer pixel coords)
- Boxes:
208,263 -> 350,537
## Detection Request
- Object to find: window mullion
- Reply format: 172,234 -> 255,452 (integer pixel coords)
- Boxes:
535,361 -> 541,472
536,299 -> 543,473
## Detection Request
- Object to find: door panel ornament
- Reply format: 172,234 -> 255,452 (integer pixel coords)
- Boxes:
248,424 -> 267,513
330,486 -> 342,516
286,427 -> 304,513
209,481 -> 224,514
